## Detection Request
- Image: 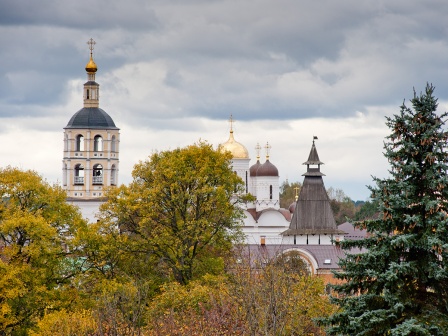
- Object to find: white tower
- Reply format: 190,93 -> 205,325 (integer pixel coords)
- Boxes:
62,39 -> 120,202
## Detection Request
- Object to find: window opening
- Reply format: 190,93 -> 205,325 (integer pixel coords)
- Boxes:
94,135 -> 103,151
76,135 -> 84,151
111,164 -> 116,185
74,164 -> 84,184
93,164 -> 103,184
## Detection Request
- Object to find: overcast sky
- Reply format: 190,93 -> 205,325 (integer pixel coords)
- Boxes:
1,0 -> 448,201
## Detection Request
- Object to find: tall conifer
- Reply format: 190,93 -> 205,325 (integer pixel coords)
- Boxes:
324,84 -> 448,335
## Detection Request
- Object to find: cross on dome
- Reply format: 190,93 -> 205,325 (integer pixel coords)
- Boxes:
294,186 -> 300,201
85,38 -> 98,74
228,114 -> 235,133
265,142 -> 271,160
255,143 -> 261,160
87,38 -> 96,55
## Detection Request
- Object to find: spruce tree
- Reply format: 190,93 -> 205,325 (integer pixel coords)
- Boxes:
323,84 -> 448,335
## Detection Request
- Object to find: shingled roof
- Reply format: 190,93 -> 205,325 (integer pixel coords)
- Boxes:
283,140 -> 345,236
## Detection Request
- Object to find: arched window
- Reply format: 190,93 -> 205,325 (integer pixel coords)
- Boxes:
270,185 -> 273,200
93,164 -> 103,184
94,135 -> 103,151
111,164 -> 117,185
76,135 -> 84,151
111,135 -> 116,152
245,171 -> 248,193
86,89 -> 90,99
74,164 -> 84,184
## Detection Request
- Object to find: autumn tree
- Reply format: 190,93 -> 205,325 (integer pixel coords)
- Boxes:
98,142 -> 246,285
145,251 -> 335,336
146,274 -> 246,335
0,167 -> 87,334
327,187 -> 357,224
231,249 -> 335,335
323,84 -> 448,335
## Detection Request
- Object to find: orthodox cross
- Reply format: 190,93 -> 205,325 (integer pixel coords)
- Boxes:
87,38 -> 96,56
265,142 -> 271,160
294,186 -> 300,201
255,143 -> 261,160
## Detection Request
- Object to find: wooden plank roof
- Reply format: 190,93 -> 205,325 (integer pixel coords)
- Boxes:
284,141 -> 344,236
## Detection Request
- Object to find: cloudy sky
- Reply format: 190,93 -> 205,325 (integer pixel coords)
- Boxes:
1,0 -> 448,201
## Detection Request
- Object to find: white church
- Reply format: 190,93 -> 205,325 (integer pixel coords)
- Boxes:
63,41 -> 365,279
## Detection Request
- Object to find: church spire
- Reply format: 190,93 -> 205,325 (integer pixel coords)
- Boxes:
83,38 -> 99,108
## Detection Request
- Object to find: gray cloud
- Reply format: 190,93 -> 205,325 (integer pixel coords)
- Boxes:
2,0 -> 448,121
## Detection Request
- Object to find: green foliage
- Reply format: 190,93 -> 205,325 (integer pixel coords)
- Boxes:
323,84 -> 448,335
98,141 -> 245,285
0,167 -> 87,334
279,180 -> 301,208
353,199 -> 380,221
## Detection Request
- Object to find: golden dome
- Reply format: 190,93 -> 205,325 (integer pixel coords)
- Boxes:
85,55 -> 97,73
220,130 -> 249,159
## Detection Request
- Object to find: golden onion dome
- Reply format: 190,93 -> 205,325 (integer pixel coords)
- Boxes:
220,130 -> 249,159
85,55 -> 98,73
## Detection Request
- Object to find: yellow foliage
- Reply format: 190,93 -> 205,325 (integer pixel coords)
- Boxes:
30,309 -> 97,336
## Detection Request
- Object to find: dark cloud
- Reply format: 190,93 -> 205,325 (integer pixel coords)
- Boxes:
0,0 -> 160,30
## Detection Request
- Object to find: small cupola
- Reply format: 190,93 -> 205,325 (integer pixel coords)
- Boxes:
256,142 -> 279,177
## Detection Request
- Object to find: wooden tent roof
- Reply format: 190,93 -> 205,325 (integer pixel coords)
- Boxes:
283,140 -> 345,236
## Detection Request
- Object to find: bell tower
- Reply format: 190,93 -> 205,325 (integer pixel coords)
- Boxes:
63,39 -> 120,200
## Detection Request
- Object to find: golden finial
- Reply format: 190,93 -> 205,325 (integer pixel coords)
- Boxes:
255,143 -> 261,160
85,38 -> 97,73
294,186 -> 300,201
265,142 -> 271,160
